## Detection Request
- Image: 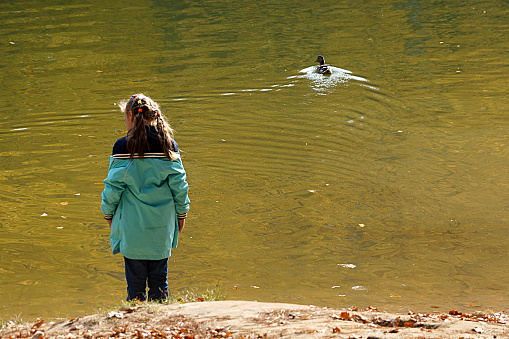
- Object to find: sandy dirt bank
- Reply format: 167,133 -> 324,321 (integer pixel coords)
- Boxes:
1,300 -> 507,338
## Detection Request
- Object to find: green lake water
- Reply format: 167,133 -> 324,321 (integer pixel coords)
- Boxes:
0,0 -> 508,320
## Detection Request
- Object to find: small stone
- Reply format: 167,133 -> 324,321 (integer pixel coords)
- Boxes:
353,314 -> 369,323
472,326 -> 484,333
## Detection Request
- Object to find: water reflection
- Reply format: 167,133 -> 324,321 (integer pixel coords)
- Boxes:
400,0 -> 434,56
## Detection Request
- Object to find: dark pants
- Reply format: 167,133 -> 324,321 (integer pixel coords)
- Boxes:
124,257 -> 169,301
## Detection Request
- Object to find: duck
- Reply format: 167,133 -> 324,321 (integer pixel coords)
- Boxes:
315,55 -> 332,75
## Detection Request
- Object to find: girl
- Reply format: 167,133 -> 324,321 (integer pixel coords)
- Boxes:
101,93 -> 190,301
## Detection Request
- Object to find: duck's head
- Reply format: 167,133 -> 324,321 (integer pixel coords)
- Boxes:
315,55 -> 326,65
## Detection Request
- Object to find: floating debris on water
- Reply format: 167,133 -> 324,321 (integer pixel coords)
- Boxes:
338,264 -> 356,269
352,286 -> 367,291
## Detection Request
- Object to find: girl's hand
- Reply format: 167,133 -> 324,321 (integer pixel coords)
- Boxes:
178,219 -> 185,233
107,219 -> 112,228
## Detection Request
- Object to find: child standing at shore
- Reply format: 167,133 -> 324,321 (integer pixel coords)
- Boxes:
101,93 -> 190,301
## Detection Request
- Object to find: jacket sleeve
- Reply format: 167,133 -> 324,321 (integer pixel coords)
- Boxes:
168,156 -> 190,215
101,159 -> 128,216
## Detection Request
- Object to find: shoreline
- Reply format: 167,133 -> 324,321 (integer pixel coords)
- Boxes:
1,300 -> 507,338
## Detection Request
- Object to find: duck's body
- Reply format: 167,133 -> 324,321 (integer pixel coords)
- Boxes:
315,55 -> 332,75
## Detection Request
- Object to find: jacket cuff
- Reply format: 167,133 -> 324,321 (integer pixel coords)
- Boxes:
177,213 -> 187,220
103,214 -> 114,220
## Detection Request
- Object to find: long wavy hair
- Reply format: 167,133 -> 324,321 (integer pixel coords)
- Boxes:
119,93 -> 177,160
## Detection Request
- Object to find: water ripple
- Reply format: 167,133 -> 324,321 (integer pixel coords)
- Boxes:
293,66 -> 370,94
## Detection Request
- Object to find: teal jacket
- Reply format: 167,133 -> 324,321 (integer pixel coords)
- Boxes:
101,153 -> 190,260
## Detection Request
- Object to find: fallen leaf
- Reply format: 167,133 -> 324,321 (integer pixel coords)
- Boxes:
60,202 -> 68,205
390,294 -> 401,298
250,285 -> 260,289
358,223 -> 365,227
307,189 -> 316,193
30,319 -> 45,335
41,213 -> 48,217
332,327 -> 341,333
364,306 -> 379,312
232,286 -> 239,290
338,264 -> 356,269
150,328 -> 165,337
331,285 -> 341,289
403,321 -> 415,327
340,312 -> 352,321
351,286 -> 367,290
